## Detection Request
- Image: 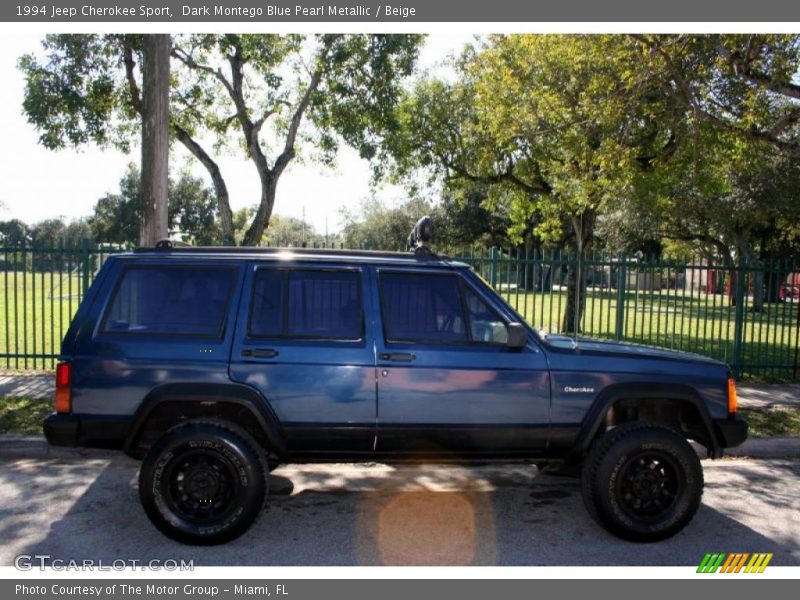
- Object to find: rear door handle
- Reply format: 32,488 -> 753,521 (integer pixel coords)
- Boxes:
241,348 -> 279,358
380,352 -> 416,362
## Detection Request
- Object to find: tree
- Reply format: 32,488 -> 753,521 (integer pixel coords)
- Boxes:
19,34 -> 423,246
340,198 -> 433,251
633,35 -> 800,155
262,214 -> 322,247
0,219 -> 30,246
89,164 -> 222,246
139,34 -> 170,246
386,35 -> 679,332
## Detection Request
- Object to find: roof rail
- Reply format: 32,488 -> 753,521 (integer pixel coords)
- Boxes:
133,245 -> 448,261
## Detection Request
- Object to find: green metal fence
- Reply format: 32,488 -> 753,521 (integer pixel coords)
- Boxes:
1,242 -> 114,371
1,242 -> 799,381
451,247 -> 800,381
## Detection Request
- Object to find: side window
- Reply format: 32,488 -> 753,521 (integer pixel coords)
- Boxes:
249,269 -> 362,340
380,272 -> 468,343
102,266 -> 235,337
464,286 -> 508,344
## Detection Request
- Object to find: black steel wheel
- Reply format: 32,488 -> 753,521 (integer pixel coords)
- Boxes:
139,421 -> 267,545
581,422 -> 703,542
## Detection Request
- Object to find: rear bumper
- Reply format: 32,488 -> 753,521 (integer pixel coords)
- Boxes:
713,416 -> 748,449
43,413 -> 131,450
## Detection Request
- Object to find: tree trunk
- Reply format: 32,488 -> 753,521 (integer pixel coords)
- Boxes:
139,35 -> 170,247
561,210 -> 595,334
733,230 -> 763,313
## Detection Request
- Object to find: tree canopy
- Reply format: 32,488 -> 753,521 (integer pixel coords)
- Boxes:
19,33 -> 424,246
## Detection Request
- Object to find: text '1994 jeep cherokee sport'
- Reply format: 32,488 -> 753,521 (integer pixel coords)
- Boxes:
44,237 -> 747,546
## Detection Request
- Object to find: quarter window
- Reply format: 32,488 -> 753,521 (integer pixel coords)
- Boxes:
102,266 -> 235,337
464,286 -> 509,344
249,269 -> 362,340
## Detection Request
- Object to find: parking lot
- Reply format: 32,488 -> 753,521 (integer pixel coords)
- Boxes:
0,453 -> 798,566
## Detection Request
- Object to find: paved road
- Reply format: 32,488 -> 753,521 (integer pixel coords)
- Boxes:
0,455 -> 798,566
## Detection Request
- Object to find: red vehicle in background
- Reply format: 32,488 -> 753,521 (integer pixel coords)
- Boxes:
779,272 -> 800,302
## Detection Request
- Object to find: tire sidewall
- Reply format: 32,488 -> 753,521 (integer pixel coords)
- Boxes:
140,424 -> 267,545
588,427 -> 703,542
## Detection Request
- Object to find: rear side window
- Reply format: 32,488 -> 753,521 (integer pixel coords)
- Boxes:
379,272 -> 468,343
249,269 -> 362,340
102,266 -> 236,337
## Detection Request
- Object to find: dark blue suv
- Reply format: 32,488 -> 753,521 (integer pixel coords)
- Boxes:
44,244 -> 747,545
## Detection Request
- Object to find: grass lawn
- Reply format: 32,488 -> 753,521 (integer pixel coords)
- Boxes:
739,407 -> 800,438
0,271 -> 87,371
1,396 -> 799,438
0,396 -> 52,435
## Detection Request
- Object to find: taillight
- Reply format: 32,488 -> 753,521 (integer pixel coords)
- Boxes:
54,362 -> 72,414
727,376 -> 738,415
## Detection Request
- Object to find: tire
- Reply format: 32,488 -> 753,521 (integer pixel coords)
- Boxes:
139,421 -> 268,545
581,422 -> 703,543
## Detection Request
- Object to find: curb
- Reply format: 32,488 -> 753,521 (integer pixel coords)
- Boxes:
2,434 -> 799,461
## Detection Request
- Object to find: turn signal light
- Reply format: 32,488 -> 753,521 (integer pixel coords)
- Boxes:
727,376 -> 738,415
54,362 -> 72,414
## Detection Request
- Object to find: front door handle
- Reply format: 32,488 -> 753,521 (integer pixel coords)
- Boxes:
380,352 -> 416,362
242,348 -> 279,358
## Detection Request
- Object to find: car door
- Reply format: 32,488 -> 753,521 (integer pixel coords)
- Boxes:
229,262 -> 377,457
372,266 -> 551,457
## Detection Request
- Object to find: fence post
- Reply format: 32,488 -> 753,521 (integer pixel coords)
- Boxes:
615,252 -> 627,340
489,246 -> 499,289
731,259 -> 747,379
80,238 -> 92,295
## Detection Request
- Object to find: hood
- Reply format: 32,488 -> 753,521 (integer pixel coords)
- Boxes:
540,333 -> 725,366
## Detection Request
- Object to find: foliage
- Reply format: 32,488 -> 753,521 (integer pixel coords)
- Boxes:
340,198 -> 431,251
19,34 -> 424,245
89,164 -> 222,246
262,214 -> 323,247
0,220 -> 31,246
633,35 -> 800,154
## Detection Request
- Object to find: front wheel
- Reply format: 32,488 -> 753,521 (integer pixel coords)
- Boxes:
139,421 -> 267,545
581,422 -> 703,542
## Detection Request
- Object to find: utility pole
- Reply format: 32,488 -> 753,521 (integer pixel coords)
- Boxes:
140,34 -> 170,247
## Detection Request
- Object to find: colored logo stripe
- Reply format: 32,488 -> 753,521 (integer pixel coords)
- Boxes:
744,553 -> 773,573
697,553 -> 773,573
697,553 -> 726,573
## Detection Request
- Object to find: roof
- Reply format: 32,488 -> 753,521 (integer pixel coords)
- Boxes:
130,244 -> 469,268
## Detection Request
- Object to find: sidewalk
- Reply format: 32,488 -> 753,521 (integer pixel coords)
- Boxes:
3,371 -> 800,408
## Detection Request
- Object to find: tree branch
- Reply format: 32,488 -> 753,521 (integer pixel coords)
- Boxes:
120,38 -> 142,115
172,123 -> 235,244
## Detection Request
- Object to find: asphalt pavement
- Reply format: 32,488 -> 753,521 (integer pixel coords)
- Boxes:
0,455 -> 797,566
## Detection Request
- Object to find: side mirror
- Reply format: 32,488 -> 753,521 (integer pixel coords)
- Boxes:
506,322 -> 528,349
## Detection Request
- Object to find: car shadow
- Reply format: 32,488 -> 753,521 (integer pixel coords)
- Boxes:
9,455 -> 800,566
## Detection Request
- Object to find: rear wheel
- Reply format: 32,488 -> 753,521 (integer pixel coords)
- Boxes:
139,421 -> 267,545
581,422 -> 703,542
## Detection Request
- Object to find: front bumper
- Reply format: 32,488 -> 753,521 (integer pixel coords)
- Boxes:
43,413 -> 131,449
713,416 -> 748,449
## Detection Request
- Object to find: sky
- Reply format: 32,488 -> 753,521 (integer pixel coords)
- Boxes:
0,33 -> 474,235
